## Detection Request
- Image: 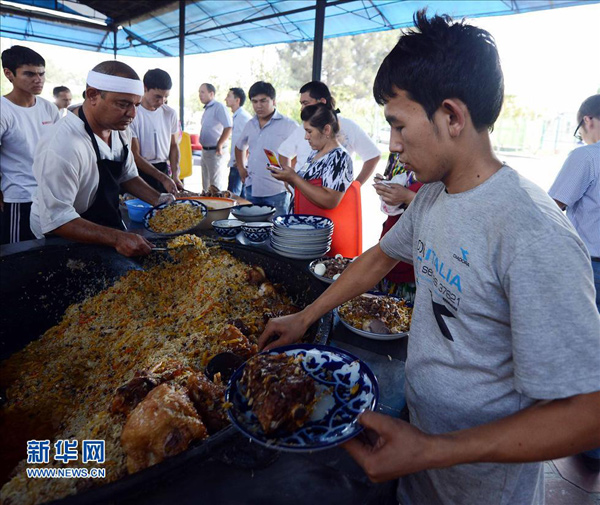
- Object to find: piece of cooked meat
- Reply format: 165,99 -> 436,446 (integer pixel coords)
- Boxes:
111,375 -> 161,415
262,303 -> 300,323
111,361 -> 192,415
240,353 -> 316,434
217,324 -> 258,359
121,383 -> 208,473
246,266 -> 266,285
186,373 -> 229,434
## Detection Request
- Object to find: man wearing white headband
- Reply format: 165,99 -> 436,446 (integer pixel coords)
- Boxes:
30,60 -> 174,256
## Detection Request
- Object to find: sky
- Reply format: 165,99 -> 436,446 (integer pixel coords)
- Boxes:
472,2 -> 600,116
2,1 -> 599,120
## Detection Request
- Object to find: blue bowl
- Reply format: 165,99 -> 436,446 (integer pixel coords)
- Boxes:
124,199 -> 153,222
212,219 -> 244,239
241,222 -> 273,243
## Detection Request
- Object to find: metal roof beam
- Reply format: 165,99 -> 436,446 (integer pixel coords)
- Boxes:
120,26 -> 174,57
369,0 -> 393,28
111,0 -> 179,26
0,3 -> 108,31
131,0 -> 354,49
312,0 -> 326,81
0,27 -> 107,50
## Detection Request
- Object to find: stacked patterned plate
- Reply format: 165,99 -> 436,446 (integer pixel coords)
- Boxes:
270,214 -> 334,259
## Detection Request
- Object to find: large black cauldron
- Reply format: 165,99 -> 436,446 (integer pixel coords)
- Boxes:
1,240 -> 354,505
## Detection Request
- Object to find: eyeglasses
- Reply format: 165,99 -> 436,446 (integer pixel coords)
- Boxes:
573,118 -> 584,141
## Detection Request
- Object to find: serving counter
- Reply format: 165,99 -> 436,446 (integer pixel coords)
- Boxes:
0,229 -> 407,505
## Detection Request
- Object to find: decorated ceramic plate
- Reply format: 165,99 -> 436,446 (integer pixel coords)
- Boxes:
335,309 -> 409,340
308,256 -> 354,284
273,214 -> 334,232
143,199 -> 207,237
226,344 -> 378,452
334,293 -> 412,341
271,229 -> 333,244
270,236 -> 331,252
271,245 -> 331,260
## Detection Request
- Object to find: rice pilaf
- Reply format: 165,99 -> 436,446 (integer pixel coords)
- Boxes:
338,294 -> 412,334
0,237 -> 299,504
148,202 -> 205,234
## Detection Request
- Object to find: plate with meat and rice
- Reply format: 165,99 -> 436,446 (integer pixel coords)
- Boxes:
226,344 -> 378,452
335,293 -> 413,340
308,255 -> 355,284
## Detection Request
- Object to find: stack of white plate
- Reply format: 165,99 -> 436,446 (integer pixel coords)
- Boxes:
270,214 -> 334,259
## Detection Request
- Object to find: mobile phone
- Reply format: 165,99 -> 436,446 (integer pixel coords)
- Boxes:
264,149 -> 282,168
373,180 -> 392,187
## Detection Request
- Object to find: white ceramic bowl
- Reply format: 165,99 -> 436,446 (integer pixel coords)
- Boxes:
231,205 -> 276,223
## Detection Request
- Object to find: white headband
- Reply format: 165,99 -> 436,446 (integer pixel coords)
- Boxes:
86,70 -> 144,96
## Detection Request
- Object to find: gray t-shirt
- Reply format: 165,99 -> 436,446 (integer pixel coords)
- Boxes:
380,165 -> 600,505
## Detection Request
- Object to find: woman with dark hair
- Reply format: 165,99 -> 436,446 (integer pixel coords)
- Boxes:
268,103 -> 353,210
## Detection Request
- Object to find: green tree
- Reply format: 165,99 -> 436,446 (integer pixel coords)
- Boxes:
276,30 -> 400,99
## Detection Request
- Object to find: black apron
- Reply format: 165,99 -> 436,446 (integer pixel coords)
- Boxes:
78,107 -> 126,230
139,162 -> 169,193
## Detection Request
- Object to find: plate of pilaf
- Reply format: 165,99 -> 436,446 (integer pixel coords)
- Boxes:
226,344 -> 379,452
308,255 -> 355,284
336,293 -> 412,340
144,199 -> 208,236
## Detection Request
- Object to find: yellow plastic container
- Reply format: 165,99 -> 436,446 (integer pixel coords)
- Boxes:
179,131 -> 193,179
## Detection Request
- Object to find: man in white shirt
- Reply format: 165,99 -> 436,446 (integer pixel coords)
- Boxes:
279,81 -> 381,184
130,68 -> 181,195
53,85 -> 72,117
235,81 -> 298,216
225,87 -> 252,196
0,45 -> 60,245
199,83 -> 232,191
549,94 -> 600,314
30,61 -> 173,257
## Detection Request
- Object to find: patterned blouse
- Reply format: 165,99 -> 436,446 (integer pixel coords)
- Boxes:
297,146 -> 353,192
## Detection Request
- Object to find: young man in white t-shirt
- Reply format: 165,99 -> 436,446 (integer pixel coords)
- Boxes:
278,81 -> 381,184
130,68 -> 182,194
0,45 -> 60,244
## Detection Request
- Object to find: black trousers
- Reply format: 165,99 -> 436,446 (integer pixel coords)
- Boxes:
139,162 -> 170,193
1,201 -> 36,244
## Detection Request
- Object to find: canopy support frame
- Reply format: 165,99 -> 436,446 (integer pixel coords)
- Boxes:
312,0 -> 326,82
179,0 -> 185,130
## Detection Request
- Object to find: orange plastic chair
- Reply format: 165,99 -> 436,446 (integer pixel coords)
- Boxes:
189,133 -> 203,152
294,179 -> 362,258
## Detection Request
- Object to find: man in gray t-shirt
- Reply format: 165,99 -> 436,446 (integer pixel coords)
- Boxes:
379,166 -> 599,504
258,11 -> 600,505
